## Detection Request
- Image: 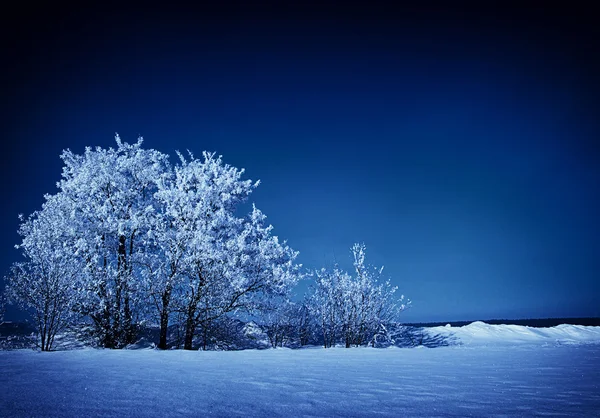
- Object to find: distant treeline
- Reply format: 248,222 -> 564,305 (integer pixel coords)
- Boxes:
409,318 -> 600,328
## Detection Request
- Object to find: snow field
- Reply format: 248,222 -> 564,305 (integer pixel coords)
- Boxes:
1,341 -> 599,417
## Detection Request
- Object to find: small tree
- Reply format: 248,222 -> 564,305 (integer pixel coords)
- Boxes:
148,150 -> 259,350
6,200 -> 80,351
60,136 -> 170,348
260,298 -> 297,348
308,243 -> 409,348
309,267 -> 347,348
290,300 -> 314,346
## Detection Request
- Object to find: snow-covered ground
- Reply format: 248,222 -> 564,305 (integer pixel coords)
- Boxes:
1,323 -> 599,417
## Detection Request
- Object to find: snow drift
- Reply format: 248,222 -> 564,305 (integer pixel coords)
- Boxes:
426,321 -> 600,346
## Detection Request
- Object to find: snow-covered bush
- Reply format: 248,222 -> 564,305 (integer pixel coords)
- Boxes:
308,244 -> 410,348
365,324 -> 455,348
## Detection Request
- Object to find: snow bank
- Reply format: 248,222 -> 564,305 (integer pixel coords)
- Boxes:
426,321 -> 600,346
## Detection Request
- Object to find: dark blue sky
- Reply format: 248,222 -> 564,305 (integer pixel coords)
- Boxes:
2,3 -> 599,322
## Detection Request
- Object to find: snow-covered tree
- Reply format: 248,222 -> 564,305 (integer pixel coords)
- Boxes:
7,136 -> 301,350
308,244 -> 409,348
232,205 -> 300,314
5,197 -> 82,351
151,152 -> 300,350
292,300 -> 315,346
155,151 -> 257,350
177,201 -> 299,350
259,297 -> 297,348
261,298 -> 316,347
342,243 -> 409,347
56,135 -> 170,347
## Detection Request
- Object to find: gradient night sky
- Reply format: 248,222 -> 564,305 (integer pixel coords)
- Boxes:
1,3 -> 599,322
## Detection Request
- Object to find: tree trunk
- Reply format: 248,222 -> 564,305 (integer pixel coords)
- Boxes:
114,282 -> 122,345
184,306 -> 196,350
184,320 -> 196,350
114,234 -> 127,346
158,313 -> 169,350
123,231 -> 136,345
123,289 -> 135,345
202,322 -> 208,351
99,253 -> 114,348
158,285 -> 172,350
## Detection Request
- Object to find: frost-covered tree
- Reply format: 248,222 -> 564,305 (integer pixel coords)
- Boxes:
5,197 -> 82,351
309,267 -> 346,348
259,297 -> 298,348
308,244 -> 409,348
176,201 -> 299,350
149,152 -> 300,350
262,298 -> 316,347
341,243 -> 409,347
7,136 -> 301,350
140,161 -> 184,350
292,300 -> 315,346
56,136 -> 170,347
232,205 -> 300,316
157,151 -> 258,350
